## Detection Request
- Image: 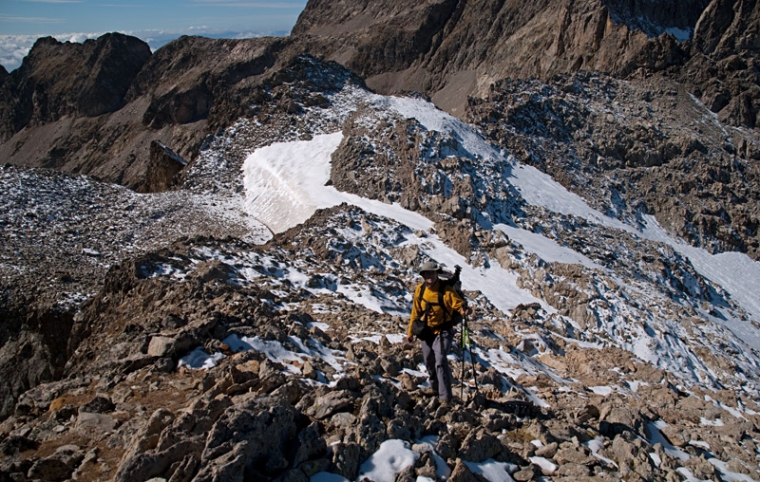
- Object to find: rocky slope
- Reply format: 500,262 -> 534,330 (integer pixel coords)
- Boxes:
0,0 -> 755,266
0,34 -> 290,191
466,73 -> 760,259
293,0 -> 653,116
4,207 -> 757,482
0,165 -> 268,421
1,0 -> 760,480
679,0 -> 760,128
1,57 -> 759,481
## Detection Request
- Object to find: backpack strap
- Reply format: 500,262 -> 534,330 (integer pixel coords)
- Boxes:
414,284 -> 430,323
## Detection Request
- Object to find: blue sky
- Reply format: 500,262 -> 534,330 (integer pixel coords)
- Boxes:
0,0 -> 309,71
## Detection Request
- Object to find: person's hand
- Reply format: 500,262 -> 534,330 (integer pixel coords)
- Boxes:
406,335 -> 415,344
464,306 -> 473,316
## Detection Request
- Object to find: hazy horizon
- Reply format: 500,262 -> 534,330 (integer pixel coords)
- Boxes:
0,0 -> 308,71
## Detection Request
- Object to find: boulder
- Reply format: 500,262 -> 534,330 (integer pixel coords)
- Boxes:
458,429 -> 503,462
448,459 -> 484,482
200,397 -> 298,476
145,141 -> 187,193
27,444 -> 85,481
305,390 -> 355,420
148,336 -> 175,357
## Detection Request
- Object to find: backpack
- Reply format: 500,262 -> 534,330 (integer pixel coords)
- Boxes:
413,265 -> 467,336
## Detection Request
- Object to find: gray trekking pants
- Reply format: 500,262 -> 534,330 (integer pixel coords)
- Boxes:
421,329 -> 454,401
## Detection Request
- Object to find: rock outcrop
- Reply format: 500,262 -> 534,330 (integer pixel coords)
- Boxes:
603,0 -> 710,38
293,0 -> 653,116
0,33 -> 150,134
467,72 -> 760,259
680,0 -> 760,127
0,163 -> 269,420
145,141 -> 187,193
1,213 -> 758,481
0,35 -> 289,191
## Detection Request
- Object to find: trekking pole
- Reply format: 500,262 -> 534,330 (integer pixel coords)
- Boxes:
460,323 -> 467,400
460,315 -> 478,399
465,315 -> 478,393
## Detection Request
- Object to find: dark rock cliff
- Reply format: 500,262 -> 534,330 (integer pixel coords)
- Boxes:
291,0 -> 711,116
682,0 -> 760,127
603,0 -> 711,38
0,35 -> 288,191
0,33 -> 151,136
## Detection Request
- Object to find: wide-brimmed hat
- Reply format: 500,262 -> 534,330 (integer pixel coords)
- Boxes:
419,261 -> 440,273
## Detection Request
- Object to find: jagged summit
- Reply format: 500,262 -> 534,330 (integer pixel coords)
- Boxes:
0,0 -> 758,191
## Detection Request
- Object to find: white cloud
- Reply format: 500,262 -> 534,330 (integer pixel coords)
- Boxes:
0,33 -> 107,72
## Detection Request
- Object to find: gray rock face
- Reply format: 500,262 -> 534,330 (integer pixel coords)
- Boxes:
684,0 -> 760,128
145,141 -> 187,193
199,397 -> 298,478
603,0 -> 711,37
0,305 -> 75,420
292,0 -> 721,117
467,73 -> 760,260
0,33 -> 150,133
0,35 -> 287,191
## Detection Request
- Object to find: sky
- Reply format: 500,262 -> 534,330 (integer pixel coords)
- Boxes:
0,0 -> 308,71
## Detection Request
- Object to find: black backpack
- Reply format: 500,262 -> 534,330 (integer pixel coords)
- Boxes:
413,265 -> 467,336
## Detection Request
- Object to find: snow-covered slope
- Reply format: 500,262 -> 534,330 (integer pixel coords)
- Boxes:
3,62 -> 760,482
233,85 -> 760,392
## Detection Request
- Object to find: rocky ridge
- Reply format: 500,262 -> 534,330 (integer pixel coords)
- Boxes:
0,164 -> 269,420
466,73 -> 760,259
1,58 -> 760,481
1,0 -> 758,183
0,34 -> 289,191
0,0 -> 755,281
3,203 -> 758,481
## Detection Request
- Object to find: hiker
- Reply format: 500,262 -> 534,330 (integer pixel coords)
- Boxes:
407,261 -> 471,403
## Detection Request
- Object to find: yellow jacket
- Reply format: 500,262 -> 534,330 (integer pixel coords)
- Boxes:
407,280 -> 466,336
